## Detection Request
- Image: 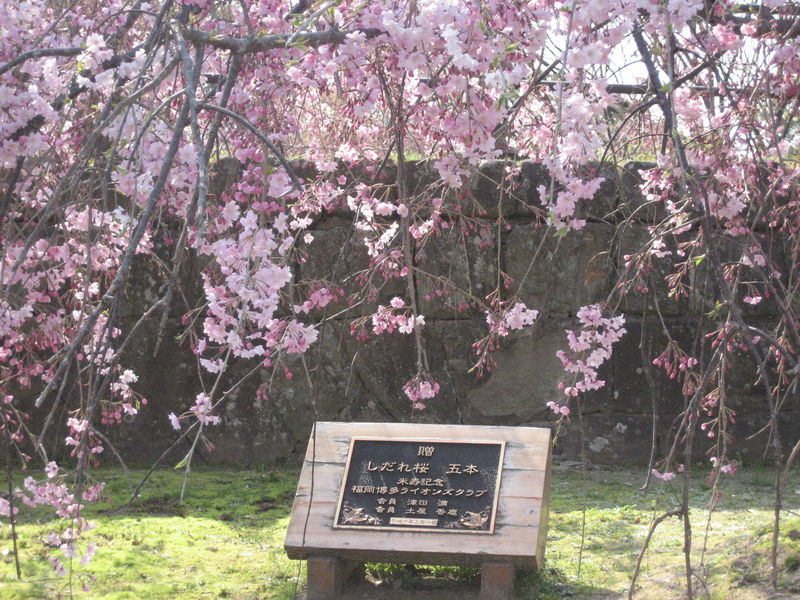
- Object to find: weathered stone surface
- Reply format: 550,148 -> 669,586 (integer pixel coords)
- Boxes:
515,160 -> 549,217
105,318 -> 205,464
574,161 -> 619,222
609,319 -> 686,415
68,160 -> 799,469
327,161 -> 398,218
298,218 -> 404,318
342,320 -> 469,425
213,320 -> 378,463
406,159 -> 444,205
615,225 -> 695,317
461,320 -> 613,422
730,230 -> 788,319
462,160 -> 519,218
416,225 -> 499,318
549,414 -> 676,463
505,222 -> 614,315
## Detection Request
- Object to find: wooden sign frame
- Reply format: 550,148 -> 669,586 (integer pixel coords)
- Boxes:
284,422 -> 552,600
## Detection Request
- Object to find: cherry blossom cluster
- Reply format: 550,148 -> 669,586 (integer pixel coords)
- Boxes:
371,298 -> 425,335
551,304 -> 626,415
651,341 -> 698,381
10,463 -> 103,577
402,372 -> 441,411
486,302 -> 540,337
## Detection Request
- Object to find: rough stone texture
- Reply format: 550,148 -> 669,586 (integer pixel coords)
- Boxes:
416,225 -> 499,318
574,161 -> 619,222
505,223 -> 614,316
618,161 -> 661,223
463,160 -> 520,219
463,322 -> 589,422
616,224 -> 694,317
27,159 -> 796,468
104,318 -> 205,464
297,217 -> 404,319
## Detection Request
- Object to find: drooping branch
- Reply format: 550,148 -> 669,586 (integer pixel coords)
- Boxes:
196,101 -> 303,191
34,94 -> 192,410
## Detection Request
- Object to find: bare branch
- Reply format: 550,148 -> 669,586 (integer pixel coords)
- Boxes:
183,27 -> 385,53
0,47 -> 81,77
196,101 -> 303,191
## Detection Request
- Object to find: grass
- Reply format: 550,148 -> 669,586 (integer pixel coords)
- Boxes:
0,468 -> 301,600
0,464 -> 799,599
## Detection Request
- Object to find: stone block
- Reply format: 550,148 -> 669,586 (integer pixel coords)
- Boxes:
515,160 -> 619,222
574,161 -> 620,222
298,218 -> 403,319
342,319 -> 466,424
615,224 -> 696,317
729,230 -> 787,319
406,159 -> 445,204
104,316 -> 229,464
617,161 -> 661,223
609,319 -> 685,416
416,225 -> 499,319
327,161 -> 397,218
516,160 -> 549,217
550,413 -> 676,464
462,160 -> 520,218
504,222 -> 614,316
463,320 -> 612,423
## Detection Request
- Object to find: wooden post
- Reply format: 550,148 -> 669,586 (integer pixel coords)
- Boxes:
307,556 -> 344,600
306,556 -> 362,599
480,561 -> 515,600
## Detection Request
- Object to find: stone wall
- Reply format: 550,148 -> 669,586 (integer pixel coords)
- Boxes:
47,160 -> 799,466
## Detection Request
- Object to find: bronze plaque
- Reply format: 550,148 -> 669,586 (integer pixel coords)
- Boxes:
333,437 -> 505,534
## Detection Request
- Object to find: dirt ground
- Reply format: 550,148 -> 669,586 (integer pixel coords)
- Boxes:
336,580 -> 482,600
304,573 -> 800,600
327,582 -> 798,600
303,572 -> 614,600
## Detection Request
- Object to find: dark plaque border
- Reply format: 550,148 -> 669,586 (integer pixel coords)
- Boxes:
333,437 -> 505,534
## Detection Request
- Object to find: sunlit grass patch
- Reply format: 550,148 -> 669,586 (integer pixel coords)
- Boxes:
1,468 -> 302,600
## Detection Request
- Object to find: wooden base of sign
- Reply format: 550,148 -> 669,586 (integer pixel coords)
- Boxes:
306,556 -> 361,600
306,557 -> 517,599
480,561 -> 515,600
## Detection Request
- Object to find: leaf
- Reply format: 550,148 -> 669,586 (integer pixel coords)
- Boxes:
705,300 -> 725,319
174,453 -> 191,470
